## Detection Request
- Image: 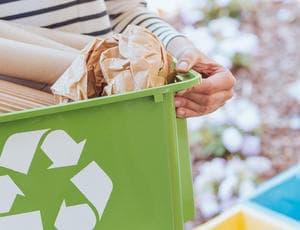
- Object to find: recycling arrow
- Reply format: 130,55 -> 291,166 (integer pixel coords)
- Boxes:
0,175 -> 24,214
0,129 -> 48,174
55,201 -> 96,230
0,211 -> 43,230
41,130 -> 86,169
71,161 -> 113,219
0,129 -> 113,229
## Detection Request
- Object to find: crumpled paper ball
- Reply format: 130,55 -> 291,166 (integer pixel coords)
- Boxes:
51,25 -> 175,101
100,25 -> 174,95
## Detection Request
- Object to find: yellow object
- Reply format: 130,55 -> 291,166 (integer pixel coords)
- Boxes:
196,205 -> 296,230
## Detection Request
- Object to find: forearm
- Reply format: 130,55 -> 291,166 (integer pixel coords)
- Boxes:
106,0 -> 184,47
166,36 -> 195,59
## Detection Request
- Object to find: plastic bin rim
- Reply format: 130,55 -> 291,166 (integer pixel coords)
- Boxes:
195,204 -> 297,230
244,164 -> 300,202
245,202 -> 300,227
0,71 -> 200,123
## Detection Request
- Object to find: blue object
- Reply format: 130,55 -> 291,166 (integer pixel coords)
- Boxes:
251,175 -> 300,221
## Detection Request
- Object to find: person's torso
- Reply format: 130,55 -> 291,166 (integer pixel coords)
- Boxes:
0,0 -> 112,36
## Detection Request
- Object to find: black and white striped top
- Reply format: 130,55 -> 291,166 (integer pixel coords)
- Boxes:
0,0 -> 184,48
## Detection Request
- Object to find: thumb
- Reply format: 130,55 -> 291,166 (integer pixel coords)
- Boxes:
176,49 -> 198,73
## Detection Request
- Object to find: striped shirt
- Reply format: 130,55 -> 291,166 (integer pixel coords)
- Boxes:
0,0 -> 184,48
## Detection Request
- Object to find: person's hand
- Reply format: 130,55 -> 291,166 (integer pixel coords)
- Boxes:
167,37 -> 236,118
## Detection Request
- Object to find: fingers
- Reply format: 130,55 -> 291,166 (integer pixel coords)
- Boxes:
176,48 -> 199,73
175,100 -> 220,118
175,96 -> 207,114
181,89 -> 234,106
171,45 -> 236,118
176,107 -> 200,118
181,70 -> 236,95
175,89 -> 234,118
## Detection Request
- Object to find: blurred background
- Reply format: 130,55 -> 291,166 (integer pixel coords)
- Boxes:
147,0 -> 300,226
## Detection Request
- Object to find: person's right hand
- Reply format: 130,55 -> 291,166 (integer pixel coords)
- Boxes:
167,37 -> 236,118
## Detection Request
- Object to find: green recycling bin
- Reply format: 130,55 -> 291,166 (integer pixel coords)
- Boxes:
0,71 -> 200,230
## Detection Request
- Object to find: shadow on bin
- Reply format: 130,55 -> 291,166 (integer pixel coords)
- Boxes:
0,71 -> 200,230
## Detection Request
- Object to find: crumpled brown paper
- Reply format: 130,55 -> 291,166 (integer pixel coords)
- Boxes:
101,25 -> 175,95
51,38 -> 118,102
51,25 -> 175,101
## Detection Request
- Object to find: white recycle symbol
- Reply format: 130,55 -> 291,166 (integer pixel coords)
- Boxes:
0,129 -> 113,230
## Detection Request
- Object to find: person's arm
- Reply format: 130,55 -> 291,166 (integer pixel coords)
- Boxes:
106,0 -> 236,118
168,36 -> 236,118
105,0 -> 184,48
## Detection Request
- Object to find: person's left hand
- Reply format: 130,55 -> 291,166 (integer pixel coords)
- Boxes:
167,37 -> 236,118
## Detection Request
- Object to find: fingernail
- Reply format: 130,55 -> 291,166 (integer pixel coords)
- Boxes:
177,108 -> 185,116
177,61 -> 190,71
175,99 -> 181,107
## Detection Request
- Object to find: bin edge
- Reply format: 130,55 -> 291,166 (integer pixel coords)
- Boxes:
0,71 -> 200,123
